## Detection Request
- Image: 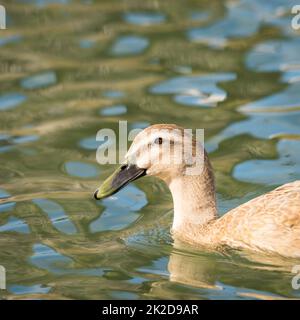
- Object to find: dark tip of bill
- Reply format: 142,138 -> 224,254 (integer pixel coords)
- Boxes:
94,189 -> 100,200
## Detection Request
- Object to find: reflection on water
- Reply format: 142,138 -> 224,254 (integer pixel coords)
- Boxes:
32,199 -> 77,234
246,38 -> 300,73
0,189 -> 10,199
0,188 -> 16,213
64,161 -> 100,178
30,243 -> 74,274
0,0 -> 300,300
150,73 -> 236,108
0,202 -> 16,213
188,1 -> 259,48
123,12 -> 166,26
102,90 -> 125,99
21,71 -> 57,90
187,0 -> 299,48
9,284 -> 51,295
79,136 -> 105,150
110,35 -> 149,56
0,34 -> 22,47
234,140 -> 300,185
207,110 -> 300,152
79,39 -> 95,49
240,83 -> 300,112
17,0 -> 69,5
0,133 -> 39,153
91,184 -> 147,232
0,93 -> 27,111
99,105 -> 127,116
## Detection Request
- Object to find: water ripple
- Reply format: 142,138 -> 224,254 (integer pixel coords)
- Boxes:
150,73 -> 236,107
9,284 -> 51,295
187,0 -> 299,48
17,0 -> 69,6
207,110 -> 300,152
64,161 -> 100,178
102,90 -> 125,99
79,39 -> 95,49
233,140 -> 300,186
30,243 -> 74,274
79,136 -> 105,150
0,93 -> 27,111
32,198 -> 77,234
0,217 -> 30,234
110,35 -> 149,56
99,105 -> 127,116
0,134 -> 39,154
30,243 -> 104,276
20,71 -> 57,90
246,38 -> 300,75
91,184 -> 147,232
0,189 -> 16,213
0,35 -> 22,47
123,12 -> 166,26
239,83 -> 300,113
187,1 -> 259,48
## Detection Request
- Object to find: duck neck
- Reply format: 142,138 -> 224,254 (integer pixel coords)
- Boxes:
168,164 -> 218,233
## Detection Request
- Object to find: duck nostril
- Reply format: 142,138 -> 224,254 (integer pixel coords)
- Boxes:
120,164 -> 127,170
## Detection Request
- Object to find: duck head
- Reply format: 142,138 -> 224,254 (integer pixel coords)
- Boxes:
94,124 -> 205,200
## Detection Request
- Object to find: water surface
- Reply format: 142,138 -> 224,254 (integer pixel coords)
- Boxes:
0,0 -> 300,300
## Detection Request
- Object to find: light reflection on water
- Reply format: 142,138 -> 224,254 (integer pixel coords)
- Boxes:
0,0 -> 300,300
20,71 -> 57,90
32,198 -> 77,234
234,139 -> 300,185
123,12 -> 166,26
0,93 -> 27,111
0,216 -> 30,233
91,184 -> 147,232
150,73 -> 236,107
99,104 -> 127,116
110,35 -> 149,56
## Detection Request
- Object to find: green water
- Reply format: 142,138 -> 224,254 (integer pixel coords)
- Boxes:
0,0 -> 300,299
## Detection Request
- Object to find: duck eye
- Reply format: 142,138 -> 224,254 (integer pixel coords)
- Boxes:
154,137 -> 163,145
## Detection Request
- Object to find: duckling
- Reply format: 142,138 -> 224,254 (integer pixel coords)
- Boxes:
94,124 -> 300,258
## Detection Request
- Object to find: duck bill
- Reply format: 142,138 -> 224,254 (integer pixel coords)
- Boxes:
94,164 -> 146,200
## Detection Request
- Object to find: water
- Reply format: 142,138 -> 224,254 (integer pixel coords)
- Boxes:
0,0 -> 300,300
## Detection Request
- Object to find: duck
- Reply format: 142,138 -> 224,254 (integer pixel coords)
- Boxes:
94,124 -> 300,259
